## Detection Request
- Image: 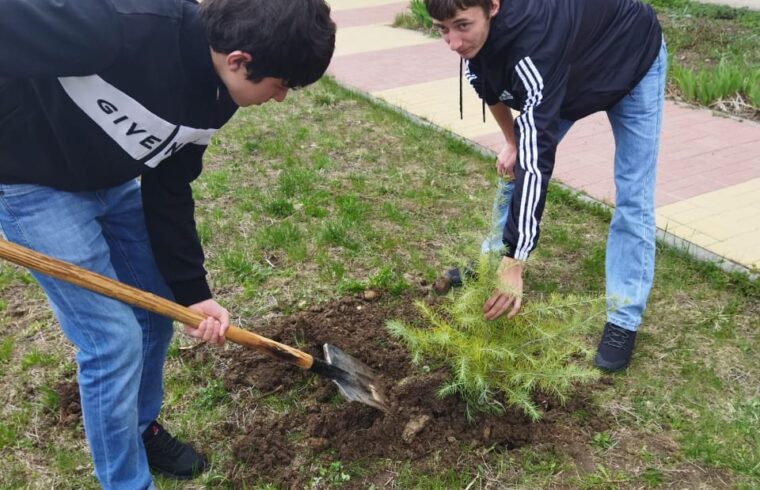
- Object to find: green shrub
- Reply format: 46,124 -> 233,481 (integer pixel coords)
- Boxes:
409,0 -> 433,29
670,61 -> 760,109
393,0 -> 439,36
387,255 -> 603,421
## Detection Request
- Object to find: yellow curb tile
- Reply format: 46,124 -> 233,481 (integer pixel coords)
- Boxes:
665,225 -> 720,249
329,0 -> 403,10
655,213 -> 684,232
731,190 -> 760,207
656,207 -> 701,227
659,206 -> 713,226
335,24 -> 436,56
698,217 -> 750,241
692,186 -> 760,212
707,231 -> 760,265
373,77 -> 511,139
655,178 -> 760,269
654,200 -> 700,216
731,178 -> 760,194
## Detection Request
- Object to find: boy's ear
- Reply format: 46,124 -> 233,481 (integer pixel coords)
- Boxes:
489,0 -> 500,17
225,50 -> 253,71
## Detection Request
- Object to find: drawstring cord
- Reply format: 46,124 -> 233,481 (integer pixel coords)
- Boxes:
459,57 -> 487,123
481,57 -> 486,122
459,58 -> 463,120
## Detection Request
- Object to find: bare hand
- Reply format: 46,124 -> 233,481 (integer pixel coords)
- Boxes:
483,256 -> 524,320
185,299 -> 230,346
496,142 -> 517,179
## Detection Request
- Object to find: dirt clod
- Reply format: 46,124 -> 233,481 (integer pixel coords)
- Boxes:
432,275 -> 452,295
402,414 -> 431,443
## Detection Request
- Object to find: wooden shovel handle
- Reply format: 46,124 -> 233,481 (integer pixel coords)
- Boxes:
0,238 -> 314,369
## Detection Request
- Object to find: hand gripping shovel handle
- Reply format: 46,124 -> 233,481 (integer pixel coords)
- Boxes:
0,238 -> 316,370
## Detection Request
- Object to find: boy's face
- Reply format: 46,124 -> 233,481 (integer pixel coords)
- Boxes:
228,76 -> 289,107
212,50 -> 290,107
432,1 -> 499,59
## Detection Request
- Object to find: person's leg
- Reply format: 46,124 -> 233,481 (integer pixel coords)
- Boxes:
0,183 -> 153,490
97,181 -> 175,432
605,41 -> 667,331
481,177 -> 514,254
597,40 -> 667,371
97,181 -> 205,481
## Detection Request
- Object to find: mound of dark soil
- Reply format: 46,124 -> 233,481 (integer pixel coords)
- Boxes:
213,290 -> 609,488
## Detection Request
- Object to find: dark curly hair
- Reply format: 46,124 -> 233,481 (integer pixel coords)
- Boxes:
424,0 -> 494,20
199,0 -> 336,89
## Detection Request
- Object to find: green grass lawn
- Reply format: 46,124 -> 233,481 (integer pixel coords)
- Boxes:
0,79 -> 758,488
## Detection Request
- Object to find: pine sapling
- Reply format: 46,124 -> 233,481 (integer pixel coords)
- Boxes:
387,254 -> 604,421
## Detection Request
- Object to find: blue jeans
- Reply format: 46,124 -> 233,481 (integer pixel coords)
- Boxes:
487,40 -> 667,331
0,180 -> 173,489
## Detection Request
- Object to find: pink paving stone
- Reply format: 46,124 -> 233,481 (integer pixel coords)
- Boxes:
332,2 -> 408,28
699,164 -> 760,185
473,132 -> 508,153
713,144 -> 760,163
666,118 -> 760,147
328,42 -> 460,92
655,191 -> 683,207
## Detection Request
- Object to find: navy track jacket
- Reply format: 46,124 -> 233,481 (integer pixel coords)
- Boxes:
0,0 -> 238,305
465,0 -> 662,261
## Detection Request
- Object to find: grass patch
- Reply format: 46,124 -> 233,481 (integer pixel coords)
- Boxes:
0,336 -> 14,363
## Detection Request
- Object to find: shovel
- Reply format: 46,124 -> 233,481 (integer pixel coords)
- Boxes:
0,238 -> 389,412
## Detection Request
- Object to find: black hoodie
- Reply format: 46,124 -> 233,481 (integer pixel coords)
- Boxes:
0,0 -> 239,305
465,0 -> 661,261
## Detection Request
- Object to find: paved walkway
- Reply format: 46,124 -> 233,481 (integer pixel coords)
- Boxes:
327,0 -> 760,273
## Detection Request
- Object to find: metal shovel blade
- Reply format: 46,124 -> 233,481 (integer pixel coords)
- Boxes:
309,343 -> 390,413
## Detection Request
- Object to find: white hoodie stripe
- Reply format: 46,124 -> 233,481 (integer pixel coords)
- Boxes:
463,60 -> 478,83
514,57 -> 545,260
516,115 -> 530,253
524,57 -> 545,96
59,75 -> 217,168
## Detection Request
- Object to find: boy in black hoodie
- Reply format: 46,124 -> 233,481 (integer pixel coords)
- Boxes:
426,0 -> 666,372
0,0 -> 335,487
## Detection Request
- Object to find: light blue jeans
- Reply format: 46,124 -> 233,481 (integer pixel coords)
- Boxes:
486,41 -> 667,331
0,179 -> 172,489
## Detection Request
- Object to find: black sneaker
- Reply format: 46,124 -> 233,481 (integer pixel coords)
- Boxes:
142,421 -> 207,480
594,322 -> 637,372
433,264 -> 477,295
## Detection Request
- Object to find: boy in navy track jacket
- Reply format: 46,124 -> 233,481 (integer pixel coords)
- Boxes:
426,0 -> 666,372
0,0 -> 335,487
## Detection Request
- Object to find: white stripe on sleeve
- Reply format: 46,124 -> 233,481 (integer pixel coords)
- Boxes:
513,57 -> 545,260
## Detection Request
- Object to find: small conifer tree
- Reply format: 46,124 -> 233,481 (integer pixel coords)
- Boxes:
387,254 -> 604,421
